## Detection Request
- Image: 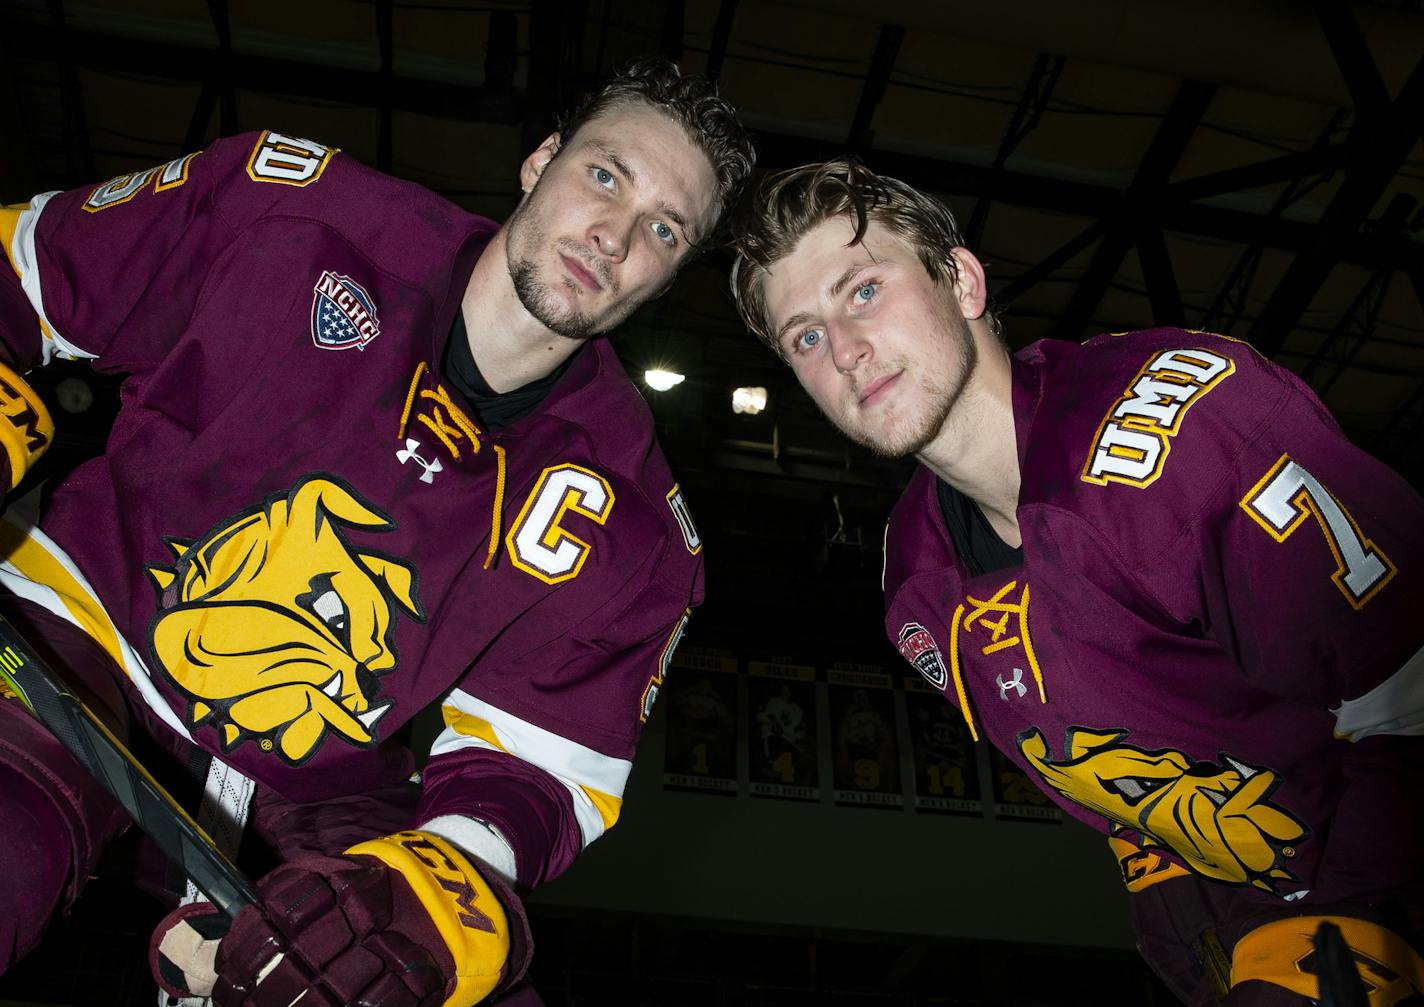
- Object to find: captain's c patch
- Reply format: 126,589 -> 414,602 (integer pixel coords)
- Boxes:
1082,348 -> 1234,489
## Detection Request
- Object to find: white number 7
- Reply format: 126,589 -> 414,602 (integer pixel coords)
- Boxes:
1240,454 -> 1396,609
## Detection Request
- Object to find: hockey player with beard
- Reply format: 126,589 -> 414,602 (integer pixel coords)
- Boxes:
730,160 -> 1423,1005
0,60 -> 751,1006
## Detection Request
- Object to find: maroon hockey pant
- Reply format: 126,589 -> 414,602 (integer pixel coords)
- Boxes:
0,598 -> 130,973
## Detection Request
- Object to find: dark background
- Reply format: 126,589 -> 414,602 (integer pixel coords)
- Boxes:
1,0 -> 1420,1002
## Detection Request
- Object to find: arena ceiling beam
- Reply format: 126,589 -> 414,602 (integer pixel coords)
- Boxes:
964,52 -> 1064,247
1312,0 -> 1391,123
3,19 -> 528,132
703,0 -> 739,83
7,13 -> 1421,282
848,23 -> 905,154
1165,145 -> 1351,204
1248,54 -> 1424,357
1051,78 -> 1216,342
1135,224 -> 1184,329
750,131 -> 1424,276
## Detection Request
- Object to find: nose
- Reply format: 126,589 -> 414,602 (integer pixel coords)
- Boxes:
588,208 -> 635,263
831,324 -> 873,373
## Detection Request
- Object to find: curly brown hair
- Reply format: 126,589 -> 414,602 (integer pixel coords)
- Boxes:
731,159 -> 995,351
556,58 -> 754,241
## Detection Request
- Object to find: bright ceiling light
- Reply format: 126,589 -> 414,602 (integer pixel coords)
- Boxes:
731,386 -> 767,415
644,369 -> 686,391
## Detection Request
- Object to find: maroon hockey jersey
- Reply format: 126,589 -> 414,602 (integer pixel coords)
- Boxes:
885,329 -> 1423,908
0,131 -> 703,888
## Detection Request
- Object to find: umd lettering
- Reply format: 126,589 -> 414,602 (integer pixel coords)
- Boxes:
1082,348 -> 1235,488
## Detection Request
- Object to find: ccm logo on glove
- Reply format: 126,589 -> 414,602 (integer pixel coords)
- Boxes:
347,831 -> 511,1003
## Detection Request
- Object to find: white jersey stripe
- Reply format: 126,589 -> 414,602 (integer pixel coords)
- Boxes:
0,513 -> 191,740
7,193 -> 97,363
1333,642 -> 1424,741
434,689 -> 631,851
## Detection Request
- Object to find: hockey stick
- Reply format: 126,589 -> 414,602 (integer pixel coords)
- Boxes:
0,612 -> 257,918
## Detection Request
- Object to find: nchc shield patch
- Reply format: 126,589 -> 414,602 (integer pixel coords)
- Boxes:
897,622 -> 948,690
311,271 -> 381,351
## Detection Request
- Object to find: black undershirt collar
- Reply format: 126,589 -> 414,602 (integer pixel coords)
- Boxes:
936,477 -> 1024,578
442,308 -> 577,429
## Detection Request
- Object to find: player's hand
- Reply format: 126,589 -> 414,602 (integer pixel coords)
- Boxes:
152,830 -> 526,1007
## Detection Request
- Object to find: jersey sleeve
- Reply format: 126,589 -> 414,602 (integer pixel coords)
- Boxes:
415,504 -> 701,890
1107,337 -> 1424,739
0,130 -> 340,374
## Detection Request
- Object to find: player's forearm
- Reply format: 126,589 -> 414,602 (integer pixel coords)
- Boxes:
418,746 -> 585,890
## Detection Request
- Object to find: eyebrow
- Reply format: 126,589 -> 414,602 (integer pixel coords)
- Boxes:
830,261 -> 873,297
772,261 -> 875,346
589,141 -> 693,240
774,310 -> 815,347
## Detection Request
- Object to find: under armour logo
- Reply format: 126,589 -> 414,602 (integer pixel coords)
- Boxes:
997,667 -> 1027,700
396,438 -> 442,483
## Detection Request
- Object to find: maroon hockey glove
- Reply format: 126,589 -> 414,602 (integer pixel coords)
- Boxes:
152,831 -> 530,1007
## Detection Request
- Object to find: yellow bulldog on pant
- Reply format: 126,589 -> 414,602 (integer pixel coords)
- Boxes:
1018,727 -> 1308,892
148,475 -> 423,764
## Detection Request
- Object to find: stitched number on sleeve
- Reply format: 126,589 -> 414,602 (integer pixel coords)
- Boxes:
245,131 -> 336,186
506,464 -> 615,585
1241,454 -> 1397,609
83,153 -> 200,212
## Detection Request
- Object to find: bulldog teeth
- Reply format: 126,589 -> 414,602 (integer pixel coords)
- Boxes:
321,673 -> 342,699
1222,755 -> 1257,779
358,703 -> 391,730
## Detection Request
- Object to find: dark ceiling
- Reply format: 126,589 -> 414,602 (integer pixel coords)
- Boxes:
2,0 -> 1422,655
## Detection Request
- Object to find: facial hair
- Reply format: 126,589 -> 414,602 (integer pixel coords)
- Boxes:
845,311 -> 978,459
504,184 -> 621,341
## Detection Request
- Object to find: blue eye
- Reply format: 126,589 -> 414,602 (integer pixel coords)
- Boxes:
592,167 -> 615,188
651,221 -> 676,246
853,282 -> 877,304
797,328 -> 824,351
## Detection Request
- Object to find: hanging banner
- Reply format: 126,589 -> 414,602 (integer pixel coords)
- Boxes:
662,647 -> 739,794
903,676 -> 982,815
990,747 -> 1062,822
827,665 -> 902,808
747,659 -> 819,801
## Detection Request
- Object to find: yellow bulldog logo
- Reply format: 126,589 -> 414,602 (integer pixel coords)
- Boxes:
1018,727 -> 1308,893
148,476 -> 423,764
